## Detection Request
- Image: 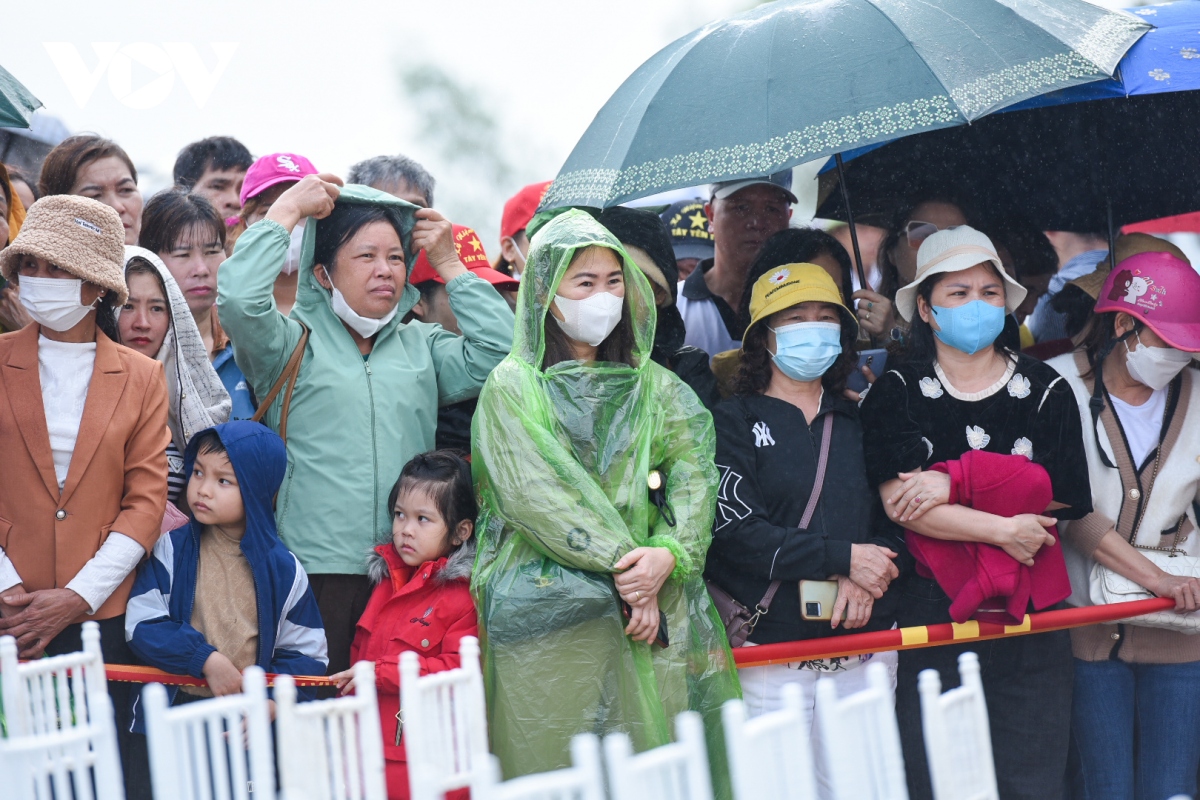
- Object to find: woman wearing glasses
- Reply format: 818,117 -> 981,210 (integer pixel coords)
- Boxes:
853,193 -> 973,346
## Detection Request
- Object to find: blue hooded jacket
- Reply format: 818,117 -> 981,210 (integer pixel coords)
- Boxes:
125,421 -> 327,726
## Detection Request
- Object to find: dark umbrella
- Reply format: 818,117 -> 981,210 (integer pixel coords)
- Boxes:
818,2 -> 1200,236
816,89 -> 1200,233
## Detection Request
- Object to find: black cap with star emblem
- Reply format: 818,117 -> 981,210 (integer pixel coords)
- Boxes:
660,199 -> 714,262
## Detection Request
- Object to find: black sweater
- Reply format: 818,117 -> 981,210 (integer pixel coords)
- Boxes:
704,391 -> 904,645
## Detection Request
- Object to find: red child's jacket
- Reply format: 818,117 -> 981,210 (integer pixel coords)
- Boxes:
350,541 -> 478,800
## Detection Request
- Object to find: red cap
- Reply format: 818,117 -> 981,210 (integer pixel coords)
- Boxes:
409,224 -> 519,291
240,153 -> 318,206
500,181 -> 552,241
1094,251 -> 1200,352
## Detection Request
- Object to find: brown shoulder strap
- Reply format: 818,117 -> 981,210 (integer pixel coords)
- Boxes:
250,323 -> 309,445
759,412 -> 837,613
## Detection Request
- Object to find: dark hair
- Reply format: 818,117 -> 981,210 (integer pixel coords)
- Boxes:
39,134 -> 138,197
192,429 -> 227,457
906,264 -> 1010,364
596,207 -> 678,288
313,203 -> 408,274
95,293 -> 121,344
347,155 -> 435,207
6,165 -> 39,203
877,191 -> 975,302
733,308 -> 858,397
735,228 -> 854,337
139,189 -> 226,255
1052,284 -> 1099,339
172,136 -> 253,189
990,220 -> 1057,281
387,451 -> 476,547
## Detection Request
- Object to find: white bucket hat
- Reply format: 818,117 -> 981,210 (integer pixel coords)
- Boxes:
894,225 -> 1026,322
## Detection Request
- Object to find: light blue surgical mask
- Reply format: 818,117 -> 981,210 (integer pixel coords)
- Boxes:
770,321 -> 842,382
930,300 -> 1005,355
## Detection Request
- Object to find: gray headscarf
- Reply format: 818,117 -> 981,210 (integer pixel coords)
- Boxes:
119,245 -> 231,450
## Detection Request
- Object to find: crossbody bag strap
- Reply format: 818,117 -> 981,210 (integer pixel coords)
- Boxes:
250,322 -> 310,445
757,412 -> 837,613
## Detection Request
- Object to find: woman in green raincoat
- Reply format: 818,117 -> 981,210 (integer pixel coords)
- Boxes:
471,209 -> 740,794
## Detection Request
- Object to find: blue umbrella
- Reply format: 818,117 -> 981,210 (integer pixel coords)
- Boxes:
542,0 -> 1149,213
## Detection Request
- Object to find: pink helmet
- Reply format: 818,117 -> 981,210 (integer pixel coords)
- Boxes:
1094,251 -> 1200,352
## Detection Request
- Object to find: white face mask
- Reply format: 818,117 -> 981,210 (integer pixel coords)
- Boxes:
19,275 -> 98,332
552,291 -> 624,347
282,218 -> 307,276
1125,331 -> 1192,391
329,284 -> 398,339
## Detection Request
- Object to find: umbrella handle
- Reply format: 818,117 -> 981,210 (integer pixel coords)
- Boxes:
834,153 -> 875,346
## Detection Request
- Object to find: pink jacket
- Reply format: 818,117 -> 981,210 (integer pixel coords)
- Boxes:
907,450 -> 1071,624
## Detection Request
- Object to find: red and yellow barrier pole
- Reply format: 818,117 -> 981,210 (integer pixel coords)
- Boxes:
96,597 -> 1178,687
731,596 -> 1176,669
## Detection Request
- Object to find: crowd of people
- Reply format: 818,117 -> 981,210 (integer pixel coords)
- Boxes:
0,132 -> 1198,800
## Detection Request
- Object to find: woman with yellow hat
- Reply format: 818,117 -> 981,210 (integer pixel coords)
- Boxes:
704,262 -> 902,793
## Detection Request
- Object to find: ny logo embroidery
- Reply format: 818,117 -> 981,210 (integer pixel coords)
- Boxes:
714,465 -> 753,531
752,421 -> 775,447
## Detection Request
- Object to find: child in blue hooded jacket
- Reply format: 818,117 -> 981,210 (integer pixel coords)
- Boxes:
125,420 -> 328,720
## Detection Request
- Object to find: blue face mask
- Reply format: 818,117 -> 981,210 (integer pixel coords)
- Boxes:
930,300 -> 1006,355
770,321 -> 842,382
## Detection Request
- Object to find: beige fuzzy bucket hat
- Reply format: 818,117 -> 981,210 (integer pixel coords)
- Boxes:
0,195 -> 129,304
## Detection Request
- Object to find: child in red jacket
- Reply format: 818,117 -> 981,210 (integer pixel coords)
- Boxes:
330,451 -> 478,800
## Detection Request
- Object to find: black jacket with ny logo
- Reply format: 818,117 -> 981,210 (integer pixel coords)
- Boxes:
704,391 -> 904,645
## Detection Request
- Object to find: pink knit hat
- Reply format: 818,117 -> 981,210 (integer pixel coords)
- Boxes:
1094,251 -> 1200,352
240,152 -> 318,206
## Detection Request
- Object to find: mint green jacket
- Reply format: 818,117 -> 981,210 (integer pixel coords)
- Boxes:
216,185 -> 514,574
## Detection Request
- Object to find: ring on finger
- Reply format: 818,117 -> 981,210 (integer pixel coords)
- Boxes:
915,495 -> 923,504
635,591 -> 641,601
867,301 -> 874,311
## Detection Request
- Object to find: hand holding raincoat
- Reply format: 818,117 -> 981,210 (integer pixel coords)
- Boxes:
470,210 -> 739,796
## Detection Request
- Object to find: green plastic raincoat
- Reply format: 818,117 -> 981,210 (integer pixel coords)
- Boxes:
470,210 -> 739,795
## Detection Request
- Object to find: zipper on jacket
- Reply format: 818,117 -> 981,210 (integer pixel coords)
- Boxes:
365,358 -> 379,538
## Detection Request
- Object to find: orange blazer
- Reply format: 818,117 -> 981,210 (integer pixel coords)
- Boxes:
0,325 -> 169,622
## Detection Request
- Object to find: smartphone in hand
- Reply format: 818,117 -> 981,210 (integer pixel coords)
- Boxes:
621,601 -> 670,647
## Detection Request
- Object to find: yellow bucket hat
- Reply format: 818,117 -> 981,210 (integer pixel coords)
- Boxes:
746,263 -> 857,338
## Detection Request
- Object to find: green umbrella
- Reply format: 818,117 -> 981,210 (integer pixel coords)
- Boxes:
543,0 -> 1149,212
0,64 -> 42,129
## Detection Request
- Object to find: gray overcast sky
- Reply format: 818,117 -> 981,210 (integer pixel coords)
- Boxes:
9,0 -> 1141,244
8,0 -> 742,243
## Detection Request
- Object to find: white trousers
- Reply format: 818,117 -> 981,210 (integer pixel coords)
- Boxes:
738,649 -> 899,799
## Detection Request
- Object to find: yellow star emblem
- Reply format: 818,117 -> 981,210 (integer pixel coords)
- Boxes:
469,237 -> 483,253
688,211 -> 708,230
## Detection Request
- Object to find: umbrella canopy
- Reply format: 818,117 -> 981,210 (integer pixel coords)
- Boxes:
542,0 -> 1149,211
0,64 -> 42,129
815,89 -> 1200,232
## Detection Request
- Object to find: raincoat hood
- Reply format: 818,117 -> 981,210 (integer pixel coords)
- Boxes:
470,212 -> 738,793
183,421 -> 287,550
120,245 -> 231,450
294,183 -> 422,330
516,209 -> 657,369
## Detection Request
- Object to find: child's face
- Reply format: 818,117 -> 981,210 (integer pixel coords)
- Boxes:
187,448 -> 245,532
392,486 -> 461,568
